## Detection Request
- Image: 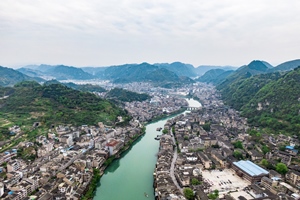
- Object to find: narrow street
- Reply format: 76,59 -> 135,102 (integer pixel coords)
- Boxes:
170,130 -> 183,194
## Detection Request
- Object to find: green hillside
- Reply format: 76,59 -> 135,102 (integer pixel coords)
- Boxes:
44,80 -> 106,93
0,81 -> 128,128
219,72 -> 282,110
217,65 -> 300,135
106,88 -> 151,102
269,59 -> 300,72
196,69 -> 234,84
102,63 -> 194,87
241,67 -> 300,134
154,62 -> 197,77
217,60 -> 272,92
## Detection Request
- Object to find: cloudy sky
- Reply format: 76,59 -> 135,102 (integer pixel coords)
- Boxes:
0,0 -> 299,68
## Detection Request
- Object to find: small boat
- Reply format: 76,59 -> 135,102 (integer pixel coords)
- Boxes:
156,127 -> 162,131
154,135 -> 161,140
144,192 -> 149,197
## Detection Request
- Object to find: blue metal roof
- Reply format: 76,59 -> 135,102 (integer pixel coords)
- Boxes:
233,160 -> 269,176
286,146 -> 294,150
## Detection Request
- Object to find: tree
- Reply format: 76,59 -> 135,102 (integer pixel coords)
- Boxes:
208,190 -> 219,200
233,150 -> 243,160
202,122 -> 211,132
276,163 -> 288,174
212,144 -> 220,148
183,188 -> 194,200
233,141 -> 243,149
162,129 -> 168,134
279,145 -> 286,151
191,178 -> 201,185
262,145 -> 270,154
260,159 -> 268,168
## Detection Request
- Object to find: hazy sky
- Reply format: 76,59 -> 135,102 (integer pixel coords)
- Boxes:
0,0 -> 299,68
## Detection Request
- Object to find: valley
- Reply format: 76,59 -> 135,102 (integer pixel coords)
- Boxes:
0,59 -> 299,200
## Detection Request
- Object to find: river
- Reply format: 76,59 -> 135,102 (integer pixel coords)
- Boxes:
94,98 -> 201,200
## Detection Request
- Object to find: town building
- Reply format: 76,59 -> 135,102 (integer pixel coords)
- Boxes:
232,160 -> 269,183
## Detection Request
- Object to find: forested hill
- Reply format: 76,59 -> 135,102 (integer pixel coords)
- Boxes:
195,69 -> 234,84
218,72 -> 282,110
217,60 -> 273,92
101,63 -> 195,87
105,88 -> 151,102
241,67 -> 300,134
0,81 -> 128,127
44,80 -> 106,93
153,62 -> 197,77
217,66 -> 300,135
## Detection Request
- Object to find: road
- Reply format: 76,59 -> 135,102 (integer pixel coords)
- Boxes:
170,130 -> 183,194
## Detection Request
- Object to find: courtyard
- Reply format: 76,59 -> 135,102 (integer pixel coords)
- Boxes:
202,168 -> 253,199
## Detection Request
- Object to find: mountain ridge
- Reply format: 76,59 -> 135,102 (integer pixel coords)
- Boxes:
0,66 -> 44,86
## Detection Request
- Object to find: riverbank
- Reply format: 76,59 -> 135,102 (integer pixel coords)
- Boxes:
145,107 -> 186,125
94,115 -> 181,199
82,109 -> 183,200
81,127 -> 146,200
93,98 -> 202,200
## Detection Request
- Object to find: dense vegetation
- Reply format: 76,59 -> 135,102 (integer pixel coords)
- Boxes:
102,63 -> 195,87
195,69 -> 234,84
81,168 -> 101,200
218,72 -> 282,110
217,64 -> 300,136
183,188 -> 194,200
217,61 -> 272,95
0,81 -> 128,128
106,88 -> 150,102
241,67 -> 300,134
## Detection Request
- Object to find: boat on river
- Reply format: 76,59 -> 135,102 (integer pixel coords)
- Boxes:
156,127 -> 162,131
154,135 -> 161,140
144,192 -> 149,197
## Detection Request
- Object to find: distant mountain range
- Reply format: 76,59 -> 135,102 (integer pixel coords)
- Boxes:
0,66 -> 44,86
268,59 -> 300,72
195,65 -> 237,76
198,59 -> 300,85
19,64 -> 95,80
18,62 -> 196,87
153,62 -> 197,77
1,59 -> 299,88
195,69 -> 234,85
103,63 -> 194,85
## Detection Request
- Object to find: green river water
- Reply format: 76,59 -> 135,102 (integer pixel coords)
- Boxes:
94,98 -> 201,200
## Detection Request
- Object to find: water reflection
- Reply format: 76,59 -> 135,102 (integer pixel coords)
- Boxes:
106,159 -> 120,173
105,134 -> 145,173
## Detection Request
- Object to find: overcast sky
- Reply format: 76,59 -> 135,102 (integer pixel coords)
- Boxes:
0,0 -> 299,68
